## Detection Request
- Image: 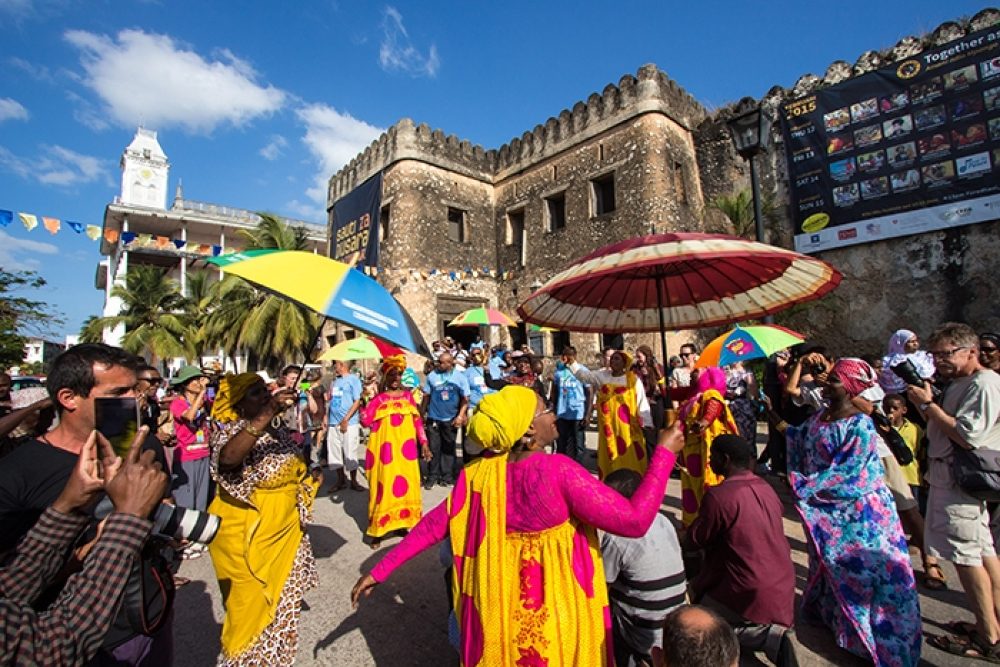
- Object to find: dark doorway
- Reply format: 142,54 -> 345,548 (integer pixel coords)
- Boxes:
513,323 -> 527,350
443,323 -> 479,352
553,331 -> 571,354
602,333 -> 624,351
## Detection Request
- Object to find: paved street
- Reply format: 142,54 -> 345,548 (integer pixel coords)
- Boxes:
174,431 -> 992,666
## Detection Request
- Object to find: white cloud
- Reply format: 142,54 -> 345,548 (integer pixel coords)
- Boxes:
259,134 -> 288,160
0,98 -> 29,122
284,199 -> 326,223
64,29 -> 287,133
379,6 -> 439,77
7,57 -> 53,82
0,229 -> 58,271
0,0 -> 33,19
0,144 -> 111,187
296,103 -> 384,205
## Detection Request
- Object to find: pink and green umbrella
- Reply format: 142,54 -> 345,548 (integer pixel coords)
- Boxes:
318,336 -> 406,362
448,307 -> 517,327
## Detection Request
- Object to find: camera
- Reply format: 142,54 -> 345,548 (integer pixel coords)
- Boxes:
95,497 -> 221,544
891,358 -> 942,399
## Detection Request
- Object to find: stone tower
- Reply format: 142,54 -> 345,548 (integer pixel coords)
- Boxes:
119,127 -> 169,209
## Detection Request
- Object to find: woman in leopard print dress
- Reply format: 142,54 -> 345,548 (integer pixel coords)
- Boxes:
207,373 -> 321,666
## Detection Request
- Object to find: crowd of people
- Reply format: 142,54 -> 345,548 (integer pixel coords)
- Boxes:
0,319 -> 998,666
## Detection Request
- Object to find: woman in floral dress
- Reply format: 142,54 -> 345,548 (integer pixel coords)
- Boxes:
207,373 -> 321,666
786,358 -> 921,667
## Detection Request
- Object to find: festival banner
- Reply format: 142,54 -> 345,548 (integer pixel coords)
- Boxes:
331,171 -> 382,267
781,25 -> 1000,253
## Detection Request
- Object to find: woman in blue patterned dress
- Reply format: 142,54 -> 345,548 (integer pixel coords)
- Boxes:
786,358 -> 921,667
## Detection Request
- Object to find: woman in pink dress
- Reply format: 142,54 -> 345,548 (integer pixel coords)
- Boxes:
351,385 -> 684,665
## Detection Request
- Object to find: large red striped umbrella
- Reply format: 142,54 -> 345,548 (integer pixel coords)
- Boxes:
517,233 -> 841,356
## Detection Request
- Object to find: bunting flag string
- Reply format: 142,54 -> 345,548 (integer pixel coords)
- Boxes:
1,207 -> 523,277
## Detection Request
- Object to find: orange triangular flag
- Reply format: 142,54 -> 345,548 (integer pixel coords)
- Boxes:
42,217 -> 61,234
104,228 -> 120,243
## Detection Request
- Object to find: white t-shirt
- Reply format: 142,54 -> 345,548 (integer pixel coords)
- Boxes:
927,369 -> 1000,486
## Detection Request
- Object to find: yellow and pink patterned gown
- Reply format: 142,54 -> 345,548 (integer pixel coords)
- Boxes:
369,446 -> 677,665
360,389 -> 427,538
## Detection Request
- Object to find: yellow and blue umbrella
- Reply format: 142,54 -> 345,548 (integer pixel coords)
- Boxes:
207,249 -> 430,356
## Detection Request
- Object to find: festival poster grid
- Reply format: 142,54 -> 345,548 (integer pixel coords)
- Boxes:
781,26 -> 1000,253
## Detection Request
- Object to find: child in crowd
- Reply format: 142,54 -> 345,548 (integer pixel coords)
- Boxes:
883,393 -> 925,510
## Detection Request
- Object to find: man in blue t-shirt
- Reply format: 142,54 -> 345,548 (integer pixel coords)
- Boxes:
421,353 -> 470,488
550,345 -> 591,463
325,359 -> 364,492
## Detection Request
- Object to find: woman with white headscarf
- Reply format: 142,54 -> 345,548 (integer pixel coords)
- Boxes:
880,329 -> 935,394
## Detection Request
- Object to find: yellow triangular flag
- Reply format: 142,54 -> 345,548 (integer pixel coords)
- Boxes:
18,213 -> 38,231
86,225 -> 101,240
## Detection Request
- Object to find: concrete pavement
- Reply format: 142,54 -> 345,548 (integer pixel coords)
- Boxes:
173,431 -> 991,666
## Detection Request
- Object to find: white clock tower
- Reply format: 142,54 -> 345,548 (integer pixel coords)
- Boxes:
120,127 -> 169,209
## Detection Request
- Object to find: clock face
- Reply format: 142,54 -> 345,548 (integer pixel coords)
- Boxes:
139,168 -> 154,182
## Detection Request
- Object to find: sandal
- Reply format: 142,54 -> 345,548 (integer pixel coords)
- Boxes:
370,539 -> 381,550
328,480 -> 347,494
942,621 -> 978,637
173,576 -> 191,588
923,563 -> 948,590
929,631 -> 1000,663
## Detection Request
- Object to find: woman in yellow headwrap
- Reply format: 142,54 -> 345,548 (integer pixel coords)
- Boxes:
352,385 -> 685,666
361,355 -> 432,549
206,373 -> 321,667
571,350 -> 652,478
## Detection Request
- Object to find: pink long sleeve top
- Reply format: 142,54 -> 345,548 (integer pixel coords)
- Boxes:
371,446 -> 676,582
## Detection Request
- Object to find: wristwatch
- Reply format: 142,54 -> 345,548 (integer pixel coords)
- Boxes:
919,402 -> 933,412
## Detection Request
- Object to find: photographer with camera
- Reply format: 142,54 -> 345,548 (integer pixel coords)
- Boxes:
783,346 -> 831,416
907,323 -> 1000,661
0,343 -> 174,665
0,426 -> 168,665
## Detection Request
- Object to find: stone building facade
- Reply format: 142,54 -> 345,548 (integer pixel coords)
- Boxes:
330,7 -> 1000,363
328,65 -> 707,363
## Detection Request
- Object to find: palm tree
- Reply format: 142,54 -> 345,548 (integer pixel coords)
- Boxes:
86,265 -> 194,363
183,270 -> 219,363
203,213 -> 319,369
709,189 -> 779,240
78,315 -> 104,344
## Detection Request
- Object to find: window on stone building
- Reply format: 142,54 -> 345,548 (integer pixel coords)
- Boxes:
506,209 -> 526,267
591,172 -> 616,216
447,207 -> 467,243
673,161 -> 687,204
379,205 -> 390,241
545,192 -> 566,232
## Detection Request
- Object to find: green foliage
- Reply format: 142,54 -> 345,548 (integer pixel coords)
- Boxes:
78,315 -> 104,344
85,265 -> 194,363
709,189 -> 779,240
0,270 -> 64,369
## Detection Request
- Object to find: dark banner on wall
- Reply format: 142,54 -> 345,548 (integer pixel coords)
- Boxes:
331,171 -> 382,267
781,25 -> 1000,253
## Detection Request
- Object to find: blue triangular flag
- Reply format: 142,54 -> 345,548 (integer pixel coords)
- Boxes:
121,232 -> 137,244
0,210 -> 12,228
66,221 -> 84,233
173,239 -> 186,249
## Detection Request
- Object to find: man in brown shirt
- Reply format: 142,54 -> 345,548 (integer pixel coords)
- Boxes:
685,434 -> 797,666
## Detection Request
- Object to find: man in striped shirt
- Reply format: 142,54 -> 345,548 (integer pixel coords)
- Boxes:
0,427 -> 168,666
601,469 -> 688,667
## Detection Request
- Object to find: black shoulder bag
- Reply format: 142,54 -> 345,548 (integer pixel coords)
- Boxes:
951,439 -> 1000,502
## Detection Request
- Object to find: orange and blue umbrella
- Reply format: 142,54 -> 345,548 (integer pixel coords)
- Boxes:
207,249 -> 430,357
695,324 -> 805,369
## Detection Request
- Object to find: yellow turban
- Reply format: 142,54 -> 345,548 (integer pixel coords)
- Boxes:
466,385 -> 538,455
211,372 -> 263,423
381,354 -> 407,376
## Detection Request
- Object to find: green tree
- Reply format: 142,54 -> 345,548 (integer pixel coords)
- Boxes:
183,271 -> 219,363
85,265 -> 193,364
203,213 -> 319,370
78,315 -> 104,344
0,270 -> 64,369
709,189 -> 779,240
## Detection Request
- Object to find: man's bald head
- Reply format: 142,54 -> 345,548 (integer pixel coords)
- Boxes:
655,605 -> 739,667
438,353 -> 454,371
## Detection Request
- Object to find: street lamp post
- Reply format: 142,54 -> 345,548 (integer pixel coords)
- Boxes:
726,97 -> 775,323
725,97 -> 773,246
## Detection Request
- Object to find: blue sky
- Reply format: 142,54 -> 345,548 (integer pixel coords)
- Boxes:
0,0 -> 990,340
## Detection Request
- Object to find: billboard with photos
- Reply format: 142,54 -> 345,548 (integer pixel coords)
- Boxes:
781,25 -> 1000,253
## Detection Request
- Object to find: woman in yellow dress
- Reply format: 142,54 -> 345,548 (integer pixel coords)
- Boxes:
679,366 -> 739,526
352,386 -> 684,665
572,350 -> 651,478
361,355 -> 432,549
206,373 -> 321,666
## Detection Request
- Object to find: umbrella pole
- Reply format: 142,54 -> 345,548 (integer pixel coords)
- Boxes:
655,276 -> 671,405
291,316 -> 329,387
